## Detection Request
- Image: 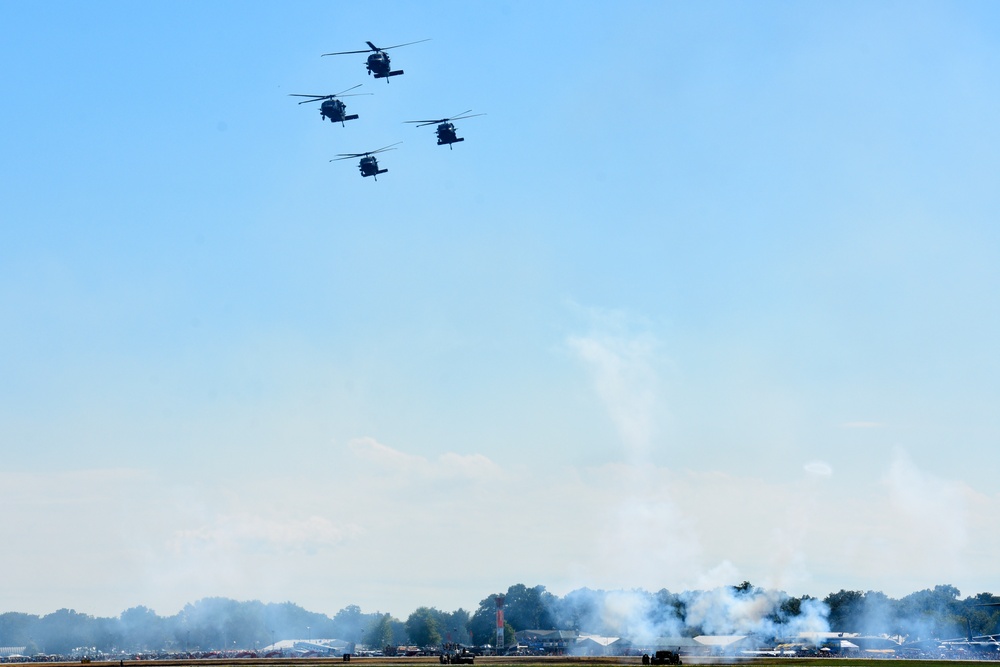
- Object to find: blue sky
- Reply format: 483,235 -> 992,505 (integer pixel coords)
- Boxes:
2,1 -> 1000,619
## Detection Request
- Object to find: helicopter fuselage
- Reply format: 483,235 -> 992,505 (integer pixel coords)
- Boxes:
366,52 -> 403,78
319,99 -> 359,125
359,156 -> 388,179
436,122 -> 464,147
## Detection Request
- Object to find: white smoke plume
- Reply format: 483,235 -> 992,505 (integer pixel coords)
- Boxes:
547,585 -> 829,646
564,312 -> 831,644
681,586 -> 829,639
567,318 -> 662,462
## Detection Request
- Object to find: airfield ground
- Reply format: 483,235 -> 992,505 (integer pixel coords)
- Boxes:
56,658 -> 995,667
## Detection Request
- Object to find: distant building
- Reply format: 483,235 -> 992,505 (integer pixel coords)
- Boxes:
514,630 -> 578,654
259,639 -> 351,656
650,637 -> 707,656
693,635 -> 751,654
573,634 -> 621,656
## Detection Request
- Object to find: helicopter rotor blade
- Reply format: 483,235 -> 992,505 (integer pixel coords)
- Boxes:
333,84 -> 364,96
321,48 -> 371,56
372,38 -> 431,51
404,111 -> 471,126
289,94 -> 331,104
405,111 -> 483,127
331,142 -> 402,161
449,112 -> 486,122
290,88 -> 371,103
369,142 -> 403,154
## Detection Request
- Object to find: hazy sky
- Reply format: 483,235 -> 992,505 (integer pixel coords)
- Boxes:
3,0 -> 1000,620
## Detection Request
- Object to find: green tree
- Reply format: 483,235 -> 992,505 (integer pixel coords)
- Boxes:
468,595 -> 500,646
968,593 -> 1000,637
441,609 -> 471,646
119,606 -> 168,651
502,584 -> 555,631
897,585 -> 963,639
779,595 -> 804,618
651,589 -> 684,632
363,614 -> 395,649
36,609 -> 97,655
0,612 -> 39,648
405,607 -> 442,647
824,590 -> 866,632
859,590 -> 894,636
332,605 -> 366,642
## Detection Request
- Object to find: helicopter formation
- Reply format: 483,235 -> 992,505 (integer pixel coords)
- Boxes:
290,38 -> 484,180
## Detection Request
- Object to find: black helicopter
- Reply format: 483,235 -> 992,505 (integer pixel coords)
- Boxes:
331,143 -> 401,180
322,39 -> 430,80
405,110 -> 485,149
289,85 -> 371,126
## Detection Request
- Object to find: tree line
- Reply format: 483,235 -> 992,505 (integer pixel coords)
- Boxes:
1,583 -> 998,656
